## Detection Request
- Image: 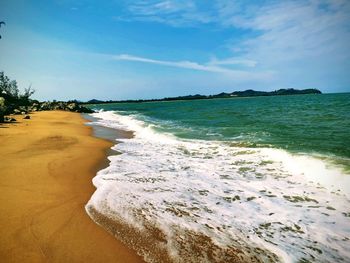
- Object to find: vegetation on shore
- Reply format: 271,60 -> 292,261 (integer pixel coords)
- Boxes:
0,71 -> 93,123
84,88 -> 322,105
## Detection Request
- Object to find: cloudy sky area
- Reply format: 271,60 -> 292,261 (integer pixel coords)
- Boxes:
0,0 -> 349,100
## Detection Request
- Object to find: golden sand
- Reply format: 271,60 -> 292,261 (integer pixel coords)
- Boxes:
0,111 -> 144,263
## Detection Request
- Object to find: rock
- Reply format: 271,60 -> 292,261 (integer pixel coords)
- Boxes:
67,103 -> 78,111
28,105 -> 35,112
23,115 -> 30,119
4,116 -> 16,122
40,102 -> 51,110
77,105 -> 94,113
19,106 -> 27,112
9,100 -> 95,115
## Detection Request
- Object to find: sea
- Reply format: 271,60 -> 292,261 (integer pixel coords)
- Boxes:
85,93 -> 350,263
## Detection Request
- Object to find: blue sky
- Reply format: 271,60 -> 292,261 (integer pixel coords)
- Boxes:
0,0 -> 349,101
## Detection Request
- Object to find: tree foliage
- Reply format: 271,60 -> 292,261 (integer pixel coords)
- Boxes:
0,71 -> 19,101
0,71 -> 35,106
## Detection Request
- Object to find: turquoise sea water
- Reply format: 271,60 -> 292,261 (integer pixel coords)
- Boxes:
91,93 -> 350,169
86,93 -> 350,262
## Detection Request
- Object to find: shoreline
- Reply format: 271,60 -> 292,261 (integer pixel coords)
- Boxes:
0,111 -> 144,262
83,109 -> 350,262
82,113 -> 134,172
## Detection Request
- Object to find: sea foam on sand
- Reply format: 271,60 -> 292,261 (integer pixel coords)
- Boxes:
86,110 -> 350,263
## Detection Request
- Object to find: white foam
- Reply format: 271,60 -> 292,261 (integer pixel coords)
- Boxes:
87,110 -> 350,263
261,148 -> 350,197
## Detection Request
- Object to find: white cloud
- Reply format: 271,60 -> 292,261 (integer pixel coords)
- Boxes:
116,0 -> 350,91
122,0 -> 350,62
113,54 -> 272,80
208,57 -> 257,67
129,0 -> 193,15
220,0 -> 350,63
122,0 -> 213,26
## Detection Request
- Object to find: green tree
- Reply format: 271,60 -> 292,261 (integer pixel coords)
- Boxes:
0,71 -> 20,102
0,71 -> 35,120
0,97 -> 5,122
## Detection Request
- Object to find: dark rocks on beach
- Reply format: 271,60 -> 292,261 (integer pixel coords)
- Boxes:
0,99 -> 93,123
29,101 -> 93,113
4,116 -> 16,122
39,102 -> 51,111
67,103 -> 78,111
32,101 -> 93,113
23,115 -> 30,119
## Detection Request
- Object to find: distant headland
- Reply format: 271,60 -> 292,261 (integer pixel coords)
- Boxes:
85,88 -> 322,104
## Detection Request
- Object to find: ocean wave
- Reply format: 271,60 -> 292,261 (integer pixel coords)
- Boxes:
86,110 -> 350,263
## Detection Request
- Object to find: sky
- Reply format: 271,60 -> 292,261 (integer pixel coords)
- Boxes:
0,0 -> 349,101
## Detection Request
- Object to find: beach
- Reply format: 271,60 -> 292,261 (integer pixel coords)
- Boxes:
0,111 -> 144,262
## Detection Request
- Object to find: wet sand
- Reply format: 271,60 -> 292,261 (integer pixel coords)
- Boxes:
0,111 -> 144,263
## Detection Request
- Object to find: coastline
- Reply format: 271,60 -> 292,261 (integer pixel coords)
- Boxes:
0,111 -> 144,262
83,109 -> 350,262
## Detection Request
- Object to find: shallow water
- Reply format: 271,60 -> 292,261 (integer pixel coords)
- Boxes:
86,94 -> 350,262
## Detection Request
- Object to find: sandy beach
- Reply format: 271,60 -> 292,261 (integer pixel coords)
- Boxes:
0,111 -> 144,262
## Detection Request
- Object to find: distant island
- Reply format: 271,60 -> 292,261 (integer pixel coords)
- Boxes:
85,88 -> 322,104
